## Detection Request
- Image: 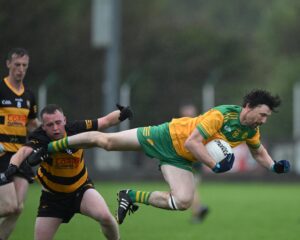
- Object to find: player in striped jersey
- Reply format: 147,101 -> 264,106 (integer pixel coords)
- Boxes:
2,104 -> 132,240
45,90 -> 290,225
0,48 -> 39,239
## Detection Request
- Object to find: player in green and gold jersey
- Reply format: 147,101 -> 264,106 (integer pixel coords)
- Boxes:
39,89 -> 290,225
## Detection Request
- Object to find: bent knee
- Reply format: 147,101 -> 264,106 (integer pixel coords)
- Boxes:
2,204 -> 23,216
13,203 -> 24,215
176,199 -> 192,210
16,204 -> 24,214
98,212 -> 116,226
171,195 -> 193,210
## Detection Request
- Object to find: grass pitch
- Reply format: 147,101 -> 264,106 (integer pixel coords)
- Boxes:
10,181 -> 300,240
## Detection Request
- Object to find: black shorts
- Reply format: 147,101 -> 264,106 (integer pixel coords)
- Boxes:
0,152 -> 34,183
37,180 -> 95,223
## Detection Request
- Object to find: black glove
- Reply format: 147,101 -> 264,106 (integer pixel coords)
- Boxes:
0,164 -> 18,185
26,147 -> 49,166
212,153 -> 235,173
272,160 -> 290,174
116,104 -> 133,121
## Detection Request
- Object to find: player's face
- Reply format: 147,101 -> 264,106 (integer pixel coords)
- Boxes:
6,54 -> 29,83
42,110 -> 66,140
243,104 -> 272,128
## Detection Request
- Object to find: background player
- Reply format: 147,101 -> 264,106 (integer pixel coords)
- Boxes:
0,48 -> 39,239
179,103 -> 209,223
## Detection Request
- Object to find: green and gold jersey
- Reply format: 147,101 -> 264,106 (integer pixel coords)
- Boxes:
25,120 -> 98,194
169,105 -> 260,161
0,77 -> 37,153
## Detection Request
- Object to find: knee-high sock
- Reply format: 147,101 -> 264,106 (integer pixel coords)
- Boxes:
47,137 -> 69,153
128,190 -> 152,205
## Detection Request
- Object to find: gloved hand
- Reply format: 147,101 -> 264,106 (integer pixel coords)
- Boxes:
212,153 -> 235,173
0,164 -> 18,185
116,104 -> 133,121
271,160 -> 290,174
26,147 -> 49,166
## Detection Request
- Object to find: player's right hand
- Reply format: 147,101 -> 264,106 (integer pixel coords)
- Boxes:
0,164 -> 18,186
272,160 -> 290,174
116,104 -> 133,121
212,153 -> 235,173
26,147 -> 49,166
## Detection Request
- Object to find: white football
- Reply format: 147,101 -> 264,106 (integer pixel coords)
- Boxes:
205,139 -> 233,163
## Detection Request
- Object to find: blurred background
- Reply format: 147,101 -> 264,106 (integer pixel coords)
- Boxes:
1,0 -> 300,181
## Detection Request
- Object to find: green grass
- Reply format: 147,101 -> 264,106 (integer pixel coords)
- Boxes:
10,181 -> 300,240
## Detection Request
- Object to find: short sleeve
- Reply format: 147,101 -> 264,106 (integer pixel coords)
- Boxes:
196,109 -> 224,139
246,128 -> 261,149
27,89 -> 38,119
67,120 -> 98,135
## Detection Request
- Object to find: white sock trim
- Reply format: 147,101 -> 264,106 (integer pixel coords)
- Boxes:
168,194 -> 178,210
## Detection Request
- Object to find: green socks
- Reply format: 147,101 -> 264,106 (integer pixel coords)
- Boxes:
47,137 -> 69,153
129,190 -> 152,205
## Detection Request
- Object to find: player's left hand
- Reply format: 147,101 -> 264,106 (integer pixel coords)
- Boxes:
0,164 -> 18,186
212,153 -> 235,173
116,104 -> 133,121
26,147 -> 49,166
272,160 -> 290,174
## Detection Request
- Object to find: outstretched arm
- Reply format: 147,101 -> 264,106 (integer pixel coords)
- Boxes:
97,110 -> 120,130
97,104 -> 133,130
249,144 -> 274,169
249,144 -> 290,173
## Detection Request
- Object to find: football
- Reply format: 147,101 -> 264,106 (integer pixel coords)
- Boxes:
205,139 -> 233,162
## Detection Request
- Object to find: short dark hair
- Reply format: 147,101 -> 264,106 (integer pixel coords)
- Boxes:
40,104 -> 64,119
7,48 -> 29,61
242,89 -> 281,112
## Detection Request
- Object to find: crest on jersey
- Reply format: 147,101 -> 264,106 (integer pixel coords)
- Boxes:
224,125 -> 232,132
242,132 -> 248,139
66,149 -> 73,154
15,98 -> 23,108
